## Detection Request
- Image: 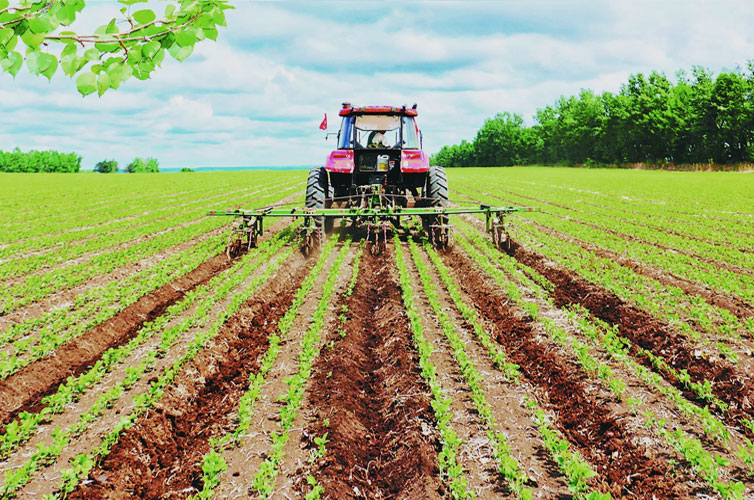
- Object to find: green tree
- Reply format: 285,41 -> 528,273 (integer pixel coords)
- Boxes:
0,148 -> 81,172
126,157 -> 159,173
474,112 -> 539,166
0,1 -> 233,96
94,159 -> 118,173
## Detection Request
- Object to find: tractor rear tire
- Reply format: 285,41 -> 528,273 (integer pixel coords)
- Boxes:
422,166 -> 449,243
305,166 -> 333,231
425,166 -> 449,208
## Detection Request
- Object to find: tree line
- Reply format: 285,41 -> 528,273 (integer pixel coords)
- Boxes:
95,158 -> 160,173
432,64 -> 754,168
0,149 -> 82,173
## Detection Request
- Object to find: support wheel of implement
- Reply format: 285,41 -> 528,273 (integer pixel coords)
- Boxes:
305,166 -> 332,231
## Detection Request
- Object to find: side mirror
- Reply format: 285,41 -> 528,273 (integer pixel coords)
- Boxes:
419,131 -> 423,149
325,132 -> 338,141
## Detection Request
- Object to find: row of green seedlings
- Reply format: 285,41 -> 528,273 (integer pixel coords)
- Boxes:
472,175 -> 754,248
0,177 -> 261,242
459,218 -> 745,420
189,235 -> 345,499
407,237 -> 532,498
0,242 -> 294,499
0,234 -> 224,361
303,240 -> 365,500
250,238 -> 351,497
0,182 -> 301,315
454,223 -> 748,499
47,247 -> 296,500
392,234 -> 475,499
0,228 -> 296,463
457,196 -> 749,370
456,179 -> 753,284
415,237 -> 608,499
0,187 -> 301,377
454,184 -> 754,346
0,235 -> 226,379
0,180 -> 284,263
483,179 -> 754,274
0,180 -> 289,280
520,209 -> 754,346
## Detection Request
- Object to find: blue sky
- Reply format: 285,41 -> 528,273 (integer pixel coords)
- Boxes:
1,0 -> 753,169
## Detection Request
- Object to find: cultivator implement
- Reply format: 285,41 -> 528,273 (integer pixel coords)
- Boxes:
208,196 -> 536,256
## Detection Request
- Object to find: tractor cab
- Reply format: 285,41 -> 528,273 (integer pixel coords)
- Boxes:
325,104 -> 430,200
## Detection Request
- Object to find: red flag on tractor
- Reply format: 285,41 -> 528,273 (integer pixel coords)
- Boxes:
319,113 -> 327,130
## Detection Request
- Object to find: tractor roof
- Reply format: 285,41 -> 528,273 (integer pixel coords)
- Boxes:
339,103 -> 418,117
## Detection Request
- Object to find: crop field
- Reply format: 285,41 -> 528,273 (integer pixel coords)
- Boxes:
0,166 -> 753,500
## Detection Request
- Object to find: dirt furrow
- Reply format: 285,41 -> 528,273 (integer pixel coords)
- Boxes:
291,249 -> 446,500
0,251 -> 230,427
67,250 -> 313,499
2,244 -> 297,498
506,239 -> 754,430
441,247 -> 687,499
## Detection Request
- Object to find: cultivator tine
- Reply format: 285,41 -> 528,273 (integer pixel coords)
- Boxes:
488,212 -> 511,253
299,215 -> 322,256
366,219 -> 389,256
224,215 -> 262,259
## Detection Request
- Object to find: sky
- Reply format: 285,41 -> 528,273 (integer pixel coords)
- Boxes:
1,0 -> 754,170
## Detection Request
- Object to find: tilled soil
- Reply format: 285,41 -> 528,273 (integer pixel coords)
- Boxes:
68,250 -> 311,500
0,251 -> 235,428
442,248 -> 689,499
507,239 -> 754,430
298,250 -> 445,500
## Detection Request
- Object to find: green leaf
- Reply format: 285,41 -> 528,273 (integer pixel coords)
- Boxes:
175,29 -> 196,48
0,27 -> 14,46
0,51 -> 22,77
76,71 -> 97,96
20,29 -> 45,49
106,62 -> 123,89
168,43 -> 193,62
84,48 -> 100,61
60,44 -> 77,76
97,71 -> 111,96
132,9 -> 156,24
142,40 -> 160,59
40,53 -> 57,80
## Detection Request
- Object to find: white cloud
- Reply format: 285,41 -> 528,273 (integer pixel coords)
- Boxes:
1,1 -> 753,168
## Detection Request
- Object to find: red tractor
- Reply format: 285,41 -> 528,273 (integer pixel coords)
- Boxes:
209,103 -> 535,256
306,103 -> 449,239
